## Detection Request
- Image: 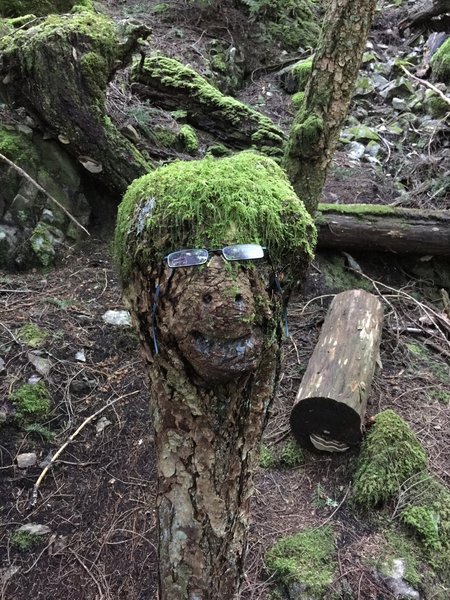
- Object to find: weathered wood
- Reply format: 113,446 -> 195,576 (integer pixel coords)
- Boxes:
131,56 -> 286,156
290,289 -> 383,452
316,203 -> 450,256
399,0 -> 450,31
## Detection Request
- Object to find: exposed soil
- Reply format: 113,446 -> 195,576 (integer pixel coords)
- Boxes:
1,1 -> 450,599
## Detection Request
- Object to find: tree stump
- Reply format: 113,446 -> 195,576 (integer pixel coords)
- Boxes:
114,151 -> 316,600
290,289 -> 383,452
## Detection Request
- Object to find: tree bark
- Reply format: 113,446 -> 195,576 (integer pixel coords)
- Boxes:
290,289 -> 383,452
316,203 -> 450,256
131,56 -> 286,156
283,0 -> 377,214
126,260 -> 282,600
0,11 -> 151,193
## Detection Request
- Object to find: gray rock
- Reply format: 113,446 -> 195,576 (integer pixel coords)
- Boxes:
27,352 -> 52,376
376,559 -> 420,599
17,523 -> 51,535
102,310 -> 132,326
347,141 -> 366,160
16,453 -> 38,468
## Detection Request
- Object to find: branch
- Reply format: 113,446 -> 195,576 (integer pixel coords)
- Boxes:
30,390 -> 139,507
0,152 -> 90,236
400,64 -> 450,109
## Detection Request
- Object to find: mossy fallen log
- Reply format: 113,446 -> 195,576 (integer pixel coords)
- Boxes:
0,9 -> 151,193
290,289 -> 383,452
131,56 -> 286,158
316,203 -> 450,256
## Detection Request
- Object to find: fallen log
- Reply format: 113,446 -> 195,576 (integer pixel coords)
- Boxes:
316,203 -> 450,256
131,56 -> 286,157
290,289 -> 383,452
399,0 -> 450,31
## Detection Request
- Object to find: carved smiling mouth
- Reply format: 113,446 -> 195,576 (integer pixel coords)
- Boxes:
191,330 -> 257,358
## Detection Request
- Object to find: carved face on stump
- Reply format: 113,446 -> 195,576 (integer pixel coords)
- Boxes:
157,255 -> 275,384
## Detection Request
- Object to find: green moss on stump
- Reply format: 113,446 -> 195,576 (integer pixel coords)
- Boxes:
352,410 -> 427,508
115,151 -> 316,287
292,57 -> 313,91
0,128 -> 40,171
178,124 -> 199,154
431,37 -> 450,84
10,381 -> 51,423
265,526 -> 336,595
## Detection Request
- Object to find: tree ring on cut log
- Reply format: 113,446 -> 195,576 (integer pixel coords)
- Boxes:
290,397 -> 362,451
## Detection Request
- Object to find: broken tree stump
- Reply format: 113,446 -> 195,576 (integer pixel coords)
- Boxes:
290,289 -> 383,452
115,151 -> 316,600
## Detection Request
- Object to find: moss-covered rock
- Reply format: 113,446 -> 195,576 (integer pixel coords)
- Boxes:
265,526 -> 336,596
352,410 -> 427,507
178,124 -> 199,154
431,37 -> 450,84
0,128 -> 40,172
0,0 -> 92,18
115,151 -> 316,288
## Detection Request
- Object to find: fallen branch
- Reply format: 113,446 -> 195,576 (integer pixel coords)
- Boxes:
30,390 -> 139,507
400,64 -> 450,109
0,152 -> 90,237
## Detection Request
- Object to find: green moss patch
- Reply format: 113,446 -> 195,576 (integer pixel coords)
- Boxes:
265,526 -> 336,595
431,37 -> 450,84
10,381 -> 51,423
352,410 -> 427,507
17,323 -> 48,347
376,529 -> 422,587
178,124 -> 199,154
0,128 -> 40,172
115,151 -> 316,287
0,0 -> 92,18
291,57 -> 313,91
11,530 -> 45,551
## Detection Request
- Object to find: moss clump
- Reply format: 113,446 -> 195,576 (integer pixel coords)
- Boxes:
260,444 -> 276,469
291,91 -> 305,110
11,530 -> 44,551
291,57 -> 313,91
280,439 -> 304,468
178,124 -> 199,154
399,474 -> 450,574
377,529 -> 422,587
17,323 -> 48,348
30,222 -> 58,267
132,57 -> 285,157
10,381 -> 51,423
352,410 -> 427,508
115,151 -> 316,287
0,0 -> 90,18
265,526 -> 336,595
0,128 -> 40,171
431,37 -> 450,84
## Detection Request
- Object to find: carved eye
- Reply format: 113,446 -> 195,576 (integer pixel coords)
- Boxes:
203,293 -> 213,304
235,294 -> 244,303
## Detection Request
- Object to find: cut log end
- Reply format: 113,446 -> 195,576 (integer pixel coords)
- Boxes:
290,396 -> 363,451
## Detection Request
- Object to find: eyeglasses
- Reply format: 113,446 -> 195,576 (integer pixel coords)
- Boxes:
165,244 -> 266,268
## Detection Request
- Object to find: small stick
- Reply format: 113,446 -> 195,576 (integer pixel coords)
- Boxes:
400,65 -> 450,109
0,152 -> 90,236
30,390 -> 139,507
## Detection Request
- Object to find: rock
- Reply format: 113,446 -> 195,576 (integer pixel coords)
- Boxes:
75,349 -> 86,362
347,142 -> 366,160
102,310 -> 132,326
16,453 -> 38,468
27,352 -> 53,377
16,523 -> 51,535
376,559 -> 420,599
0,400 -> 16,424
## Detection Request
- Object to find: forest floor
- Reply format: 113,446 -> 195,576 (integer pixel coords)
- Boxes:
1,1 -> 449,599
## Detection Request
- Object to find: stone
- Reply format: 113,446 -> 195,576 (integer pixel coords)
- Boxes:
102,310 -> 132,326
16,523 -> 51,535
376,559 -> 420,599
16,453 -> 38,468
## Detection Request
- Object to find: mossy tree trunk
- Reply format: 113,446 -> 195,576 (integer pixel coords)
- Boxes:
115,152 -> 316,599
284,0 -> 377,214
0,10 -> 151,193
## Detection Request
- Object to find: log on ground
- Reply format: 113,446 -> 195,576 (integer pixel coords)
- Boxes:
290,289 -> 383,452
316,203 -> 450,256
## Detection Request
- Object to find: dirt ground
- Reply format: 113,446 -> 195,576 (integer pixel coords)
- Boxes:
1,1 -> 450,599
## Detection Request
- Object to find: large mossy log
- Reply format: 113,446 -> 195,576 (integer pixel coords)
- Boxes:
316,203 -> 450,256
0,10 -> 150,192
115,151 -> 316,599
290,289 -> 383,452
131,56 -> 286,157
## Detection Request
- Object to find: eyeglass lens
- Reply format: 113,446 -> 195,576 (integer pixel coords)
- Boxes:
166,248 -> 209,268
222,244 -> 265,261
166,244 -> 265,268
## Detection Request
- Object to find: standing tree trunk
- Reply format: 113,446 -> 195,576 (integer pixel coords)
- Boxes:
284,0 -> 377,214
114,151 -> 316,600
